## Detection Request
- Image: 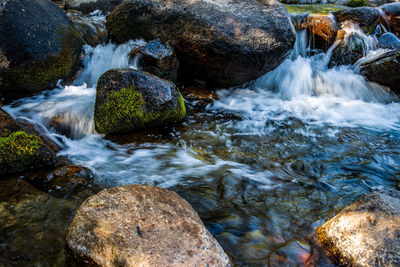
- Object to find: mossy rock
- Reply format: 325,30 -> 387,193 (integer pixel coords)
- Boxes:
0,0 -> 84,100
346,0 -> 369,7
94,69 -> 186,135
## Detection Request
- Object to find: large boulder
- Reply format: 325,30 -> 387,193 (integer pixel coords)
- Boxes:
106,0 -> 295,87
333,7 -> 380,34
66,184 -> 231,266
94,69 -> 186,135
317,190 -> 400,266
381,2 -> 400,37
0,0 -> 84,100
65,0 -> 123,13
0,108 -> 57,176
359,48 -> 400,94
130,39 -> 179,82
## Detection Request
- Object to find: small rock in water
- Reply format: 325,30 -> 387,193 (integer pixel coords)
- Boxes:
378,32 -> 400,48
317,190 -> 400,266
66,184 -> 232,266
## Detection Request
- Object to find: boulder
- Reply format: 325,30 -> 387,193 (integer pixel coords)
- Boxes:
66,184 -> 231,266
333,7 -> 380,34
378,32 -> 400,48
65,0 -> 123,13
329,32 -> 368,66
0,108 -> 57,176
359,48 -> 400,94
106,0 -> 295,87
300,14 -> 338,51
381,2 -> 400,37
68,11 -> 107,46
94,69 -> 186,135
130,39 -> 179,82
0,0 -> 84,100
317,190 -> 400,266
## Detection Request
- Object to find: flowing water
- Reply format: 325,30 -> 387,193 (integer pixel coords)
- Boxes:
2,10 -> 400,267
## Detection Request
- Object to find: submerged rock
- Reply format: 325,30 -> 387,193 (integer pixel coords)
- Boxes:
0,0 -> 84,100
130,39 -> 179,82
359,48 -> 400,94
300,14 -> 338,51
106,0 -> 295,87
94,69 -> 186,135
333,7 -> 380,34
65,0 -> 123,13
0,109 -> 56,176
381,2 -> 400,37
66,184 -> 231,266
317,190 -> 400,266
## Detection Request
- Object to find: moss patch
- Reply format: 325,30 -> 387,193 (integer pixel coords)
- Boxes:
94,87 -> 186,135
346,0 -> 369,7
0,131 -> 43,175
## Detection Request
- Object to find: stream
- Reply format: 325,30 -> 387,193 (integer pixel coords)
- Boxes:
2,9 -> 400,267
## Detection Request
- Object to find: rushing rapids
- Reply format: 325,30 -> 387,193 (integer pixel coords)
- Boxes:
2,10 -> 400,266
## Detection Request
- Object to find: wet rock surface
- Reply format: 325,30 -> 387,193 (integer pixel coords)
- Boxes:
94,69 -> 186,135
65,0 -> 123,13
0,0 -> 84,100
359,48 -> 400,93
68,11 -> 107,46
301,14 -> 338,50
66,184 -> 231,267
317,190 -> 400,266
131,39 -> 179,82
106,0 -> 295,87
329,32 -> 368,66
378,32 -> 400,48
333,7 -> 380,34
381,2 -> 400,37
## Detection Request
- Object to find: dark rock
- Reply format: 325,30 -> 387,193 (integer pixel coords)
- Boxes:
0,108 -> 57,176
359,48 -> 400,94
130,39 -> 179,82
68,11 -> 107,46
317,190 -> 400,266
94,69 -> 186,135
333,7 -> 380,34
106,0 -> 295,87
65,0 -> 123,13
329,32 -> 369,66
66,184 -> 231,266
381,2 -> 400,37
0,0 -> 84,100
300,14 -> 338,51
378,32 -> 400,48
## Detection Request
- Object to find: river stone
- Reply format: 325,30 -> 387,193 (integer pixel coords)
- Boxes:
0,0 -> 84,100
68,12 -> 107,46
300,14 -> 338,51
106,0 -> 295,88
329,32 -> 368,66
0,108 -> 56,176
66,184 -> 231,266
65,0 -> 123,13
94,69 -> 186,135
333,7 -> 380,34
317,190 -> 400,266
359,48 -> 400,94
381,2 -> 400,37
378,32 -> 400,48
130,39 -> 179,82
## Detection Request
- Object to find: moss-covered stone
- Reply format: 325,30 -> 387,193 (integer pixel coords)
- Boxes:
0,131 -> 44,175
346,0 -> 368,7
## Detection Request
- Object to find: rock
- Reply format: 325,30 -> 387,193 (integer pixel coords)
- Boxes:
317,190 -> 400,266
381,2 -> 400,37
300,14 -> 338,51
0,0 -> 84,100
130,39 -> 179,82
65,0 -> 123,13
25,165 -> 94,198
329,31 -> 369,66
359,48 -> 400,94
378,32 -> 400,48
0,108 -> 57,176
106,0 -> 295,88
94,69 -> 186,135
66,184 -> 231,266
333,7 -> 380,34
68,11 -> 107,46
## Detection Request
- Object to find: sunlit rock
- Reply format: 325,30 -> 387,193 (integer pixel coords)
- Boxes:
66,184 -> 232,266
317,190 -> 400,266
300,14 -> 338,51
106,0 -> 295,87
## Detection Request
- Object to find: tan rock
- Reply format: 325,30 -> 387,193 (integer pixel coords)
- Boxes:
301,14 -> 338,50
317,191 -> 400,266
66,184 -> 231,267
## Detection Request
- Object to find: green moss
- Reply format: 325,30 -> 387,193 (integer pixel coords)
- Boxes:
0,131 -> 43,174
346,0 -> 368,7
94,87 -> 186,135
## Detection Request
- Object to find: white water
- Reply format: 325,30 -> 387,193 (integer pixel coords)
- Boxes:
4,17 -> 400,188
